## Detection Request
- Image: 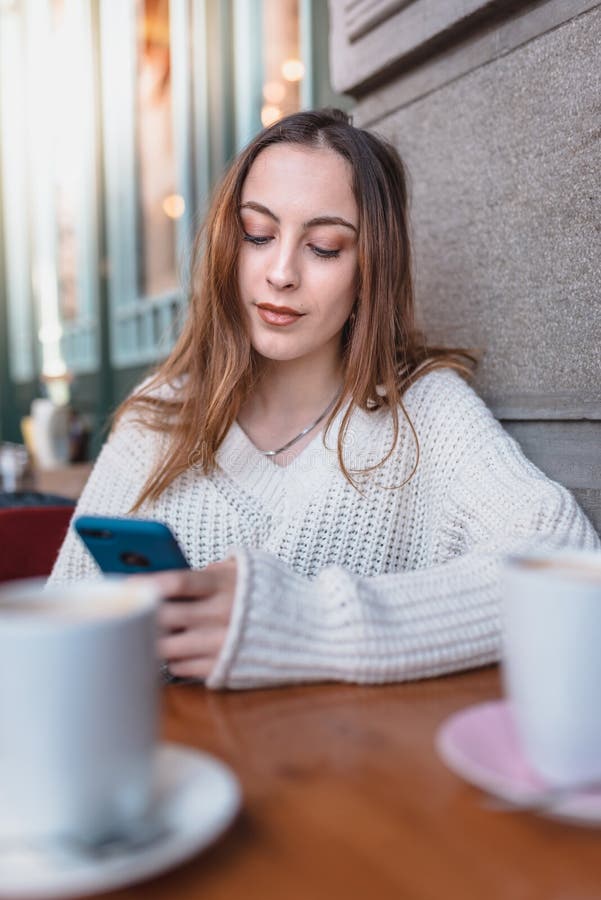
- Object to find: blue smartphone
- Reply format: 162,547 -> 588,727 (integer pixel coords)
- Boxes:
74,515 -> 190,574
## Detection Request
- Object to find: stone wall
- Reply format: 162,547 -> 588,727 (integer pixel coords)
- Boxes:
329,0 -> 601,532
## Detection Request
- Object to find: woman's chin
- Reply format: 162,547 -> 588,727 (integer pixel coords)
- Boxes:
249,329 -> 344,367
252,346 -> 311,364
249,335 -> 314,364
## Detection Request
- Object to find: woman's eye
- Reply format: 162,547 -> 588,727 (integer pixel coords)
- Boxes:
310,245 -> 340,259
242,233 -> 340,258
243,233 -> 272,246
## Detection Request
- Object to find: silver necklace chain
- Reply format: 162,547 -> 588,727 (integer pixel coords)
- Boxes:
262,389 -> 342,457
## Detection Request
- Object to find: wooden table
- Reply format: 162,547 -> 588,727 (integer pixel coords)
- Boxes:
101,666 -> 601,900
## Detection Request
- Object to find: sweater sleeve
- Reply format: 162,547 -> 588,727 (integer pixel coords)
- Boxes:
46,414 -> 161,585
206,431 -> 600,690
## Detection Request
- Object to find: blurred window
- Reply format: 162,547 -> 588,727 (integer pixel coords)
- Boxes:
48,0 -> 99,373
135,0 -> 180,298
0,0 -> 34,383
100,0 -> 192,368
0,0 -> 99,382
261,0 -> 304,128
52,0 -> 80,324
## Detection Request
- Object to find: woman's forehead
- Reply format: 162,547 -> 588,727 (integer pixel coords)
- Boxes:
241,144 -> 357,221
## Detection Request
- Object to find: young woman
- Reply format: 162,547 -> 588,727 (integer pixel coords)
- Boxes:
49,109 -> 599,688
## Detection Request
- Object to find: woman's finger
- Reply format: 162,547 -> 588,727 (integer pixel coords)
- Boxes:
158,626 -> 226,661
132,567 -> 221,601
131,558 -> 236,606
167,658 -> 214,680
157,595 -> 230,630
156,569 -> 214,597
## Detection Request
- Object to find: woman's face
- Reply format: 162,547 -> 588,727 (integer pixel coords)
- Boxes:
237,144 -> 359,368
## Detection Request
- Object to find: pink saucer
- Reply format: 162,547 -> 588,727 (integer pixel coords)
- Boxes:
436,701 -> 601,825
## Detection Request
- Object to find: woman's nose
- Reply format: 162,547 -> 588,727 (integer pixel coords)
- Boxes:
266,244 -> 300,291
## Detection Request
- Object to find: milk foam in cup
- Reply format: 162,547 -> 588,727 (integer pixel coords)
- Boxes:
502,549 -> 601,786
0,577 -> 161,841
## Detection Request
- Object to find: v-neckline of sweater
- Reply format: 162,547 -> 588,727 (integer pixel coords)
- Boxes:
232,393 -> 355,469
214,401 -> 354,511
232,419 -> 325,469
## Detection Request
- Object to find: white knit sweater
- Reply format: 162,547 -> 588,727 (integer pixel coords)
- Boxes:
48,369 -> 600,689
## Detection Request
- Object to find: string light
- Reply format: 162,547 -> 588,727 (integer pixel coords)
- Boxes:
281,58 -> 304,82
263,80 -> 285,104
261,104 -> 282,127
162,194 -> 185,219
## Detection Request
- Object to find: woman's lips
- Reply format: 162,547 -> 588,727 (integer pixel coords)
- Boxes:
255,304 -> 304,327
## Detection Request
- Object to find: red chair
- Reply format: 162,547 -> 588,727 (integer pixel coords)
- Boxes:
0,506 -> 73,582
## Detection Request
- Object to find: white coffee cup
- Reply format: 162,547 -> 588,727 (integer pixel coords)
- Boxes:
502,549 -> 601,786
0,577 -> 161,841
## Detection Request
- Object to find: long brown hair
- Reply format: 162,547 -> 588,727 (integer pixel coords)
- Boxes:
118,108 -> 477,510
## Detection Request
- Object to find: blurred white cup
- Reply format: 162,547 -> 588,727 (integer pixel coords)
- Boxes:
0,443 -> 29,492
0,577 -> 161,841
31,399 -> 70,470
502,549 -> 601,786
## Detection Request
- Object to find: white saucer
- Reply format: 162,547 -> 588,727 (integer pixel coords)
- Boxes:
0,743 -> 241,899
436,700 -> 601,826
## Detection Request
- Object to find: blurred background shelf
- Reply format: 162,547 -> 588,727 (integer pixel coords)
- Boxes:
33,462 -> 93,500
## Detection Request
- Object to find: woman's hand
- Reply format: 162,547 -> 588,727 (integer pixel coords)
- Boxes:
147,558 -> 237,681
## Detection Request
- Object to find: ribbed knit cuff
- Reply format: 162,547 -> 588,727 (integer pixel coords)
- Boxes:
205,545 -> 253,689
206,545 -> 378,690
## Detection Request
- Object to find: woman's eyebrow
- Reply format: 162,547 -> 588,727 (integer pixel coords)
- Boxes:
304,215 -> 357,233
240,201 -> 279,222
240,201 -> 357,233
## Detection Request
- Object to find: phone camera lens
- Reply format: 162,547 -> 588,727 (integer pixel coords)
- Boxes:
119,552 -> 151,568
